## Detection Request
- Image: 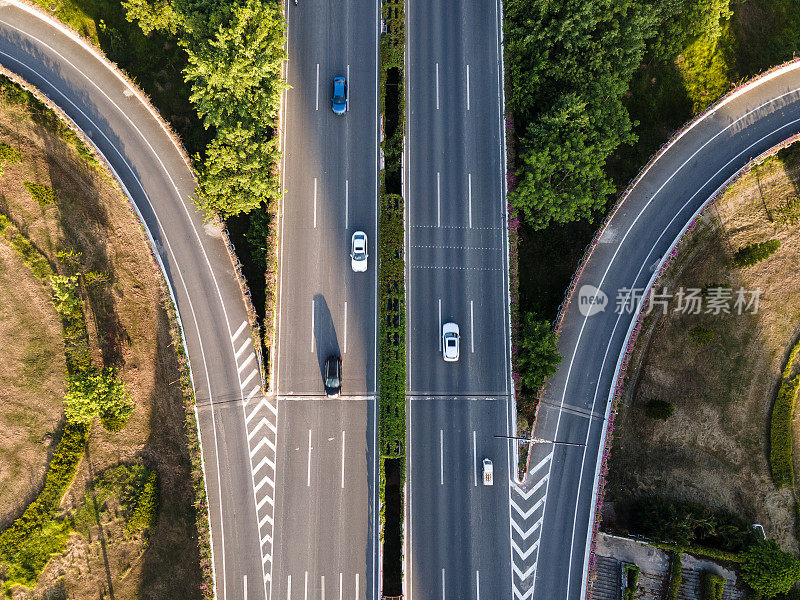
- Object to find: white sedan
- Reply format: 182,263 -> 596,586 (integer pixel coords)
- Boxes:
350,231 -> 368,272
442,322 -> 460,362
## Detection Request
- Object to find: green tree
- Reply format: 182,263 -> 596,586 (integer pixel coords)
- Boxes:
516,313 -> 562,391
740,539 -> 800,597
504,0 -> 659,229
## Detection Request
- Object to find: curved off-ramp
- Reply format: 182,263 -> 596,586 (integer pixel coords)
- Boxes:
0,3 -> 275,600
510,61 -> 800,600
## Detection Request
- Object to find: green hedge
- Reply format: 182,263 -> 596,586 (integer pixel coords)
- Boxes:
771,374 -> 800,487
623,563 -> 640,600
123,468 -> 159,533
733,240 -> 781,267
378,191 -> 406,459
701,571 -> 725,600
666,551 -> 683,600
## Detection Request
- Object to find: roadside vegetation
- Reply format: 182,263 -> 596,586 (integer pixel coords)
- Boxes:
602,142 -> 800,593
378,0 -> 405,595
506,0 -> 800,425
0,76 -> 205,599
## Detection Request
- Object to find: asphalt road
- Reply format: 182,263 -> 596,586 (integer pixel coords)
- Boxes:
272,0 -> 379,597
0,3 -> 275,600
522,64 -> 800,600
405,0 -> 514,598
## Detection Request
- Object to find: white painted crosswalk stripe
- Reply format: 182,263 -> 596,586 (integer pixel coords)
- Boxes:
232,320 -> 248,341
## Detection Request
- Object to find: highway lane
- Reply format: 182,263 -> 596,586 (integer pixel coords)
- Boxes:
273,0 -> 379,597
406,0 -> 513,598
521,64 -> 800,600
0,3 -> 274,599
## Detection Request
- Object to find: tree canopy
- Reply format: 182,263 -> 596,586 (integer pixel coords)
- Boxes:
740,539 -> 800,597
124,0 -> 286,217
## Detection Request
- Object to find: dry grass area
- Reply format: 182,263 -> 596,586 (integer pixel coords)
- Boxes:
604,143 -> 800,552
0,242 -> 65,528
0,88 -> 200,596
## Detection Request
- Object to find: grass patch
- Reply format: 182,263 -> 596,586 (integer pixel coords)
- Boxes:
23,182 -> 55,207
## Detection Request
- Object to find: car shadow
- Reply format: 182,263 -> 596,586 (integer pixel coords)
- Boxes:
313,293 -> 341,385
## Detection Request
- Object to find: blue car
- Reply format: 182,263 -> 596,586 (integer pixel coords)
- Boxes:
332,76 -> 347,115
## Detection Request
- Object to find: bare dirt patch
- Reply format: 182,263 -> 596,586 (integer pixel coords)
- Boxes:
603,143 -> 800,553
0,84 -> 200,597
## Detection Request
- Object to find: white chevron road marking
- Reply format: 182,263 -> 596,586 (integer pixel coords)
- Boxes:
511,538 -> 540,561
245,386 -> 261,406
252,455 -> 275,476
235,337 -> 251,359
246,398 -> 267,423
511,516 -> 543,539
513,472 -> 548,501
259,511 -> 273,528
255,474 -> 275,494
249,418 -> 277,441
510,495 -> 545,520
232,320 -> 248,341
512,585 -> 534,600
512,561 -> 536,581
240,368 -> 258,390
529,451 -> 553,477
256,493 -> 274,510
238,352 -> 256,374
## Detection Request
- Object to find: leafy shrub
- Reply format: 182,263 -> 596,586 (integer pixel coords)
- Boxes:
770,374 -> 800,487
122,467 -> 159,533
516,313 -> 562,393
645,398 -> 675,420
701,571 -> 725,600
0,142 -> 20,175
378,192 -> 405,459
65,367 -> 134,431
689,325 -> 714,346
629,497 -> 757,552
0,422 -> 89,561
24,181 -> 55,207
733,240 -> 781,267
740,539 -> 800,597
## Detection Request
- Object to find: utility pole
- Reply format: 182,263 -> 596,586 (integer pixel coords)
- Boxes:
494,434 -> 585,447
